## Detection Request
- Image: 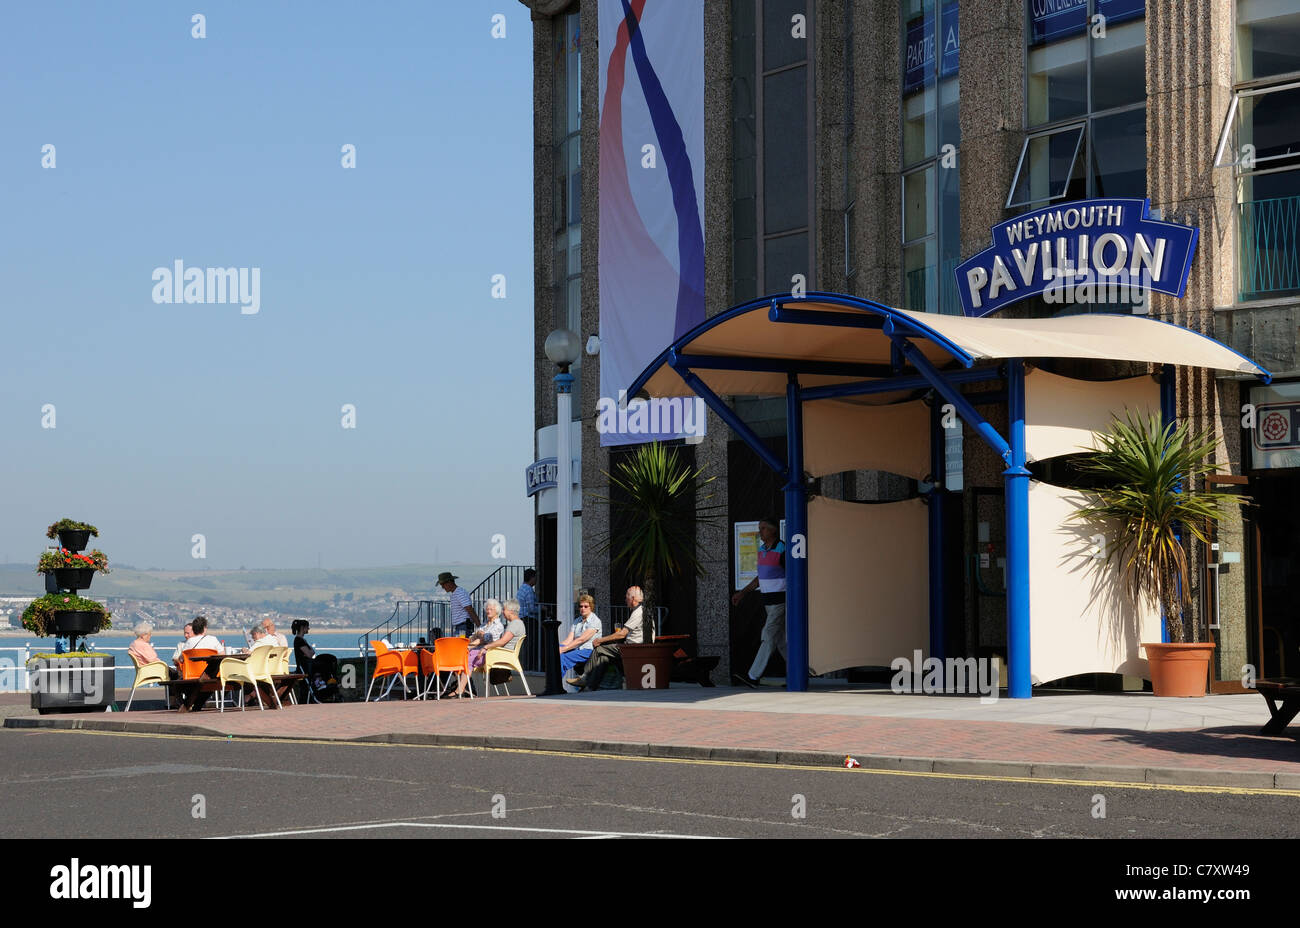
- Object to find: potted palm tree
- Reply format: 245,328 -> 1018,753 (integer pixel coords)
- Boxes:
1072,411 -> 1245,697
591,441 -> 723,689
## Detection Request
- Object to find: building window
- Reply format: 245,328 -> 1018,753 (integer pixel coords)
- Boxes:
553,8 -> 582,417
758,0 -> 814,296
844,3 -> 857,287
1015,0 -> 1146,211
1216,1 -> 1300,302
901,0 -> 960,315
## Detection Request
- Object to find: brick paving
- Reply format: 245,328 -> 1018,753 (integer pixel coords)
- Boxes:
19,691 -> 1299,777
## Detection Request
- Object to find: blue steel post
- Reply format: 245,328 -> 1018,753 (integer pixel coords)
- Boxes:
928,399 -> 947,662
1005,359 -> 1032,698
785,374 -> 809,692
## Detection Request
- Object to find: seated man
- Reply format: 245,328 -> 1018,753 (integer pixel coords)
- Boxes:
558,594 -> 602,682
249,625 -> 276,649
566,586 -> 647,691
171,622 -> 195,663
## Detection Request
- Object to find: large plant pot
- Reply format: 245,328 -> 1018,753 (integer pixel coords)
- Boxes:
27,656 -> 115,713
620,642 -> 676,690
56,530 -> 92,552
52,610 -> 102,636
52,567 -> 95,591
1143,642 -> 1214,697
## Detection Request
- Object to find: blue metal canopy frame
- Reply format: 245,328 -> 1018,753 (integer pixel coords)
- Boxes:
626,292 -> 1268,698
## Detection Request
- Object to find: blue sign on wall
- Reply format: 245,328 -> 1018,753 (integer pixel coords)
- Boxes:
1029,0 -> 1142,45
903,2 -> 959,94
525,457 -> 558,496
954,198 -> 1198,317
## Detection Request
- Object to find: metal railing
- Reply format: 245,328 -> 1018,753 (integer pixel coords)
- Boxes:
1240,194 -> 1300,300
0,643 -> 363,694
356,599 -> 668,695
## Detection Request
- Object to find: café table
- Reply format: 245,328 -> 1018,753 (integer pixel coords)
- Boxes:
172,651 -> 293,711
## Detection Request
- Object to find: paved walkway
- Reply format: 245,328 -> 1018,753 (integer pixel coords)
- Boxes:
6,684 -> 1298,789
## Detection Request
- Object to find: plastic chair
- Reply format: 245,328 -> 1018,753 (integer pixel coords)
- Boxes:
178,648 -> 216,680
218,647 -> 283,712
405,647 -> 437,699
273,648 -> 297,705
366,640 -> 410,701
475,636 -> 531,698
125,650 -> 171,711
430,637 -> 472,700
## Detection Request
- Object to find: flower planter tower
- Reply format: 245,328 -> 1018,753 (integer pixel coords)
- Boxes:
23,520 -> 114,713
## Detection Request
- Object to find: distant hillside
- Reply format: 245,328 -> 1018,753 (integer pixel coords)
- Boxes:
0,563 -> 508,608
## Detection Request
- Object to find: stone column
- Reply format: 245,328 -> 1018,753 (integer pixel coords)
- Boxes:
695,0 -> 734,681
1147,0 -> 1243,667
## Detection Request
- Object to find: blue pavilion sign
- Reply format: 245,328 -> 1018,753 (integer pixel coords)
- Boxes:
954,197 -> 1199,318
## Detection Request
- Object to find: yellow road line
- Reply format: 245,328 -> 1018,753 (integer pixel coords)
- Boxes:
27,728 -> 1300,797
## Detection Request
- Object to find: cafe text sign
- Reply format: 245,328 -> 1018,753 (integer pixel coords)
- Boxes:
955,198 -> 1199,318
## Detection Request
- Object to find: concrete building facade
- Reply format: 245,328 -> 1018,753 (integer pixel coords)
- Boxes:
522,0 -> 1300,688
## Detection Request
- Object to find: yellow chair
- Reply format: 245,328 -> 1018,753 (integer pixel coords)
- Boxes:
273,647 -> 297,704
125,650 -> 171,711
218,647 -> 283,711
476,635 -> 531,698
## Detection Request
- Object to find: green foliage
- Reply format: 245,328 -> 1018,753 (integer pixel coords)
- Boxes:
1071,411 -> 1244,643
37,548 -> 110,574
591,442 -> 724,586
21,594 -> 113,637
30,652 -> 111,661
45,519 -> 99,539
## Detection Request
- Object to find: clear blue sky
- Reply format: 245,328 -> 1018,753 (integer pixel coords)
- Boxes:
0,2 -> 536,570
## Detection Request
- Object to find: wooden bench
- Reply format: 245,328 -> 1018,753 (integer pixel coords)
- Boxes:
1255,678 -> 1300,735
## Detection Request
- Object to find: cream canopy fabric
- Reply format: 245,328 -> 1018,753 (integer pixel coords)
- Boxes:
1028,481 -> 1161,683
1024,369 -> 1161,462
807,496 -> 929,675
803,398 -> 930,479
631,296 -> 1269,399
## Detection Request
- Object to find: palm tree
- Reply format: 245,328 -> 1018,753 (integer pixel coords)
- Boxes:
590,441 -> 725,628
1071,411 -> 1245,643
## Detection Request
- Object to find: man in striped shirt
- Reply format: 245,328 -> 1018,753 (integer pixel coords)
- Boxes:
731,516 -> 786,687
438,571 -> 479,636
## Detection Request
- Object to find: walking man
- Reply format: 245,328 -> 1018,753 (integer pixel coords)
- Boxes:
731,516 -> 785,687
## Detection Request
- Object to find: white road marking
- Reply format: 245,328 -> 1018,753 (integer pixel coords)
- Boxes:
213,821 -> 724,839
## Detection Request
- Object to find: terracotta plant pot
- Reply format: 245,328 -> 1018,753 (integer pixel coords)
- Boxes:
620,641 -> 676,690
1143,642 -> 1214,697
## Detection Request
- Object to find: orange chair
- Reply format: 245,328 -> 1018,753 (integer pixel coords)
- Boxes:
176,648 -> 229,710
178,648 -> 217,680
404,647 -> 438,699
429,637 -> 472,700
366,640 -> 412,701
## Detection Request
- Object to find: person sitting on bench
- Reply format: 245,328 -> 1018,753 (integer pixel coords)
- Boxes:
558,594 -> 602,681
566,586 -> 646,691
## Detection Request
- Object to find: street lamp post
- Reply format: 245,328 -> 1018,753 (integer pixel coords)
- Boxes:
542,328 -> 581,696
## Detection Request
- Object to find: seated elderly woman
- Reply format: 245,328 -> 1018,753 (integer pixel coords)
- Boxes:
450,598 -> 522,698
128,621 -> 178,680
463,598 -> 506,673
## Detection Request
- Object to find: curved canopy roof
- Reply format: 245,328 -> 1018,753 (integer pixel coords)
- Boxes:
629,293 -> 1271,399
